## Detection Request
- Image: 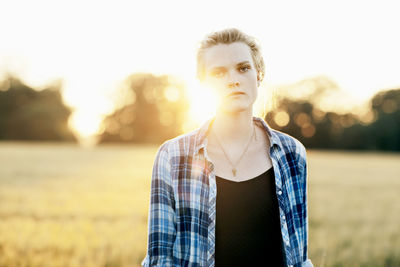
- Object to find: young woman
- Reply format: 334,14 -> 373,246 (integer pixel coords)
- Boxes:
142,28 -> 313,267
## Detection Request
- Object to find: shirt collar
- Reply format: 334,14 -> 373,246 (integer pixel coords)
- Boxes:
194,115 -> 282,156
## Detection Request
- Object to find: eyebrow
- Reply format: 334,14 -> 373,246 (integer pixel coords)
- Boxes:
209,61 -> 251,71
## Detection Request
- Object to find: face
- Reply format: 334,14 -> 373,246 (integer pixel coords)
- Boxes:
201,42 -> 260,115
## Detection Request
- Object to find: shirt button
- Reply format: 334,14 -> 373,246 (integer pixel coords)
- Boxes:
282,215 -> 285,220
278,190 -> 282,195
286,241 -> 290,246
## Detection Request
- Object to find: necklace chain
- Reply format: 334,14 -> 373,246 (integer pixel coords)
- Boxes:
212,122 -> 257,177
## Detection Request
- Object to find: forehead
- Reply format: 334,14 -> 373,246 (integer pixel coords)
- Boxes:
202,42 -> 254,70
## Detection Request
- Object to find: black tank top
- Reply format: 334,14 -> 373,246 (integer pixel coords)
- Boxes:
214,167 -> 286,267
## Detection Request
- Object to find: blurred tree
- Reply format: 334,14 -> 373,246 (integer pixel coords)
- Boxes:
367,89 -> 400,150
0,75 -> 77,142
97,73 -> 189,144
265,76 -> 400,151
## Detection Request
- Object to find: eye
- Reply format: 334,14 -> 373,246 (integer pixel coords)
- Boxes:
239,65 -> 250,72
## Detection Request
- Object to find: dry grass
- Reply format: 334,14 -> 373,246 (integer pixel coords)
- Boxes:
0,142 -> 399,267
307,149 -> 400,267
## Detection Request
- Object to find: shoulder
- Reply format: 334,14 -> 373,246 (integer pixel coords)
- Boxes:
271,128 -> 307,166
155,129 -> 199,161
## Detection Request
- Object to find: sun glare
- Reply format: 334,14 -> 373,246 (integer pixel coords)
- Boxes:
68,110 -> 104,138
182,80 -> 218,132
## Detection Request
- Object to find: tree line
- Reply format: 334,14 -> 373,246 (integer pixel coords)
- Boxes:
0,73 -> 398,151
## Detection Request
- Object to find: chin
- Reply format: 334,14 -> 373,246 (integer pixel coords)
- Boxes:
219,104 -> 248,115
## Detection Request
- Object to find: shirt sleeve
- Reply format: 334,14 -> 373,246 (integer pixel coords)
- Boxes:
299,144 -> 313,267
142,142 -> 177,267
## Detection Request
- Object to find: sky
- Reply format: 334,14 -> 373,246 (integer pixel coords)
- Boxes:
1,0 -> 399,140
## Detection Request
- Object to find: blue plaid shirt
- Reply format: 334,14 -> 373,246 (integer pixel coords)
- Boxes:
142,116 -> 313,267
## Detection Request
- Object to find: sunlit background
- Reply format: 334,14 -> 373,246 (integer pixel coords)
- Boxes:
1,1 -> 400,267
1,0 -> 399,145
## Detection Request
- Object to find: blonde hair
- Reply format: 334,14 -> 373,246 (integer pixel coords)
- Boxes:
196,28 -> 265,83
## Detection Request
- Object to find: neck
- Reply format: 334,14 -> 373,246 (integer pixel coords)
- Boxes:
210,108 -> 254,143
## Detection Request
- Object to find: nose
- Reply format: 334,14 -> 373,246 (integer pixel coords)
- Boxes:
228,73 -> 240,88
226,69 -> 240,88
228,81 -> 240,88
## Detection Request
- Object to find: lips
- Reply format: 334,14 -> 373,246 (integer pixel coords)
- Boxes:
229,91 -> 245,96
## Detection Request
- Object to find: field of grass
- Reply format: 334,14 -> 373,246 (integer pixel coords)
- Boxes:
0,141 -> 399,267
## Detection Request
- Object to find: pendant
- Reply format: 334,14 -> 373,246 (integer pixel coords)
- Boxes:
232,168 -> 237,176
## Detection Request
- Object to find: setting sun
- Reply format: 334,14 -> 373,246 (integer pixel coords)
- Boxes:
68,110 -> 104,138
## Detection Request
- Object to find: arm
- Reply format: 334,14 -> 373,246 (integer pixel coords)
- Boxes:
142,142 -> 177,267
